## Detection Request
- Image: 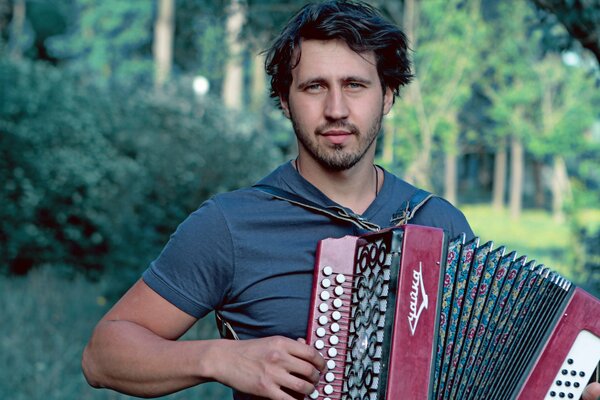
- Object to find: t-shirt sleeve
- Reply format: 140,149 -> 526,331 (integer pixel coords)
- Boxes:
142,198 -> 234,319
410,197 -> 475,241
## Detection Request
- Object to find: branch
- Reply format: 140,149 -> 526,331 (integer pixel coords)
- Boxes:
531,0 -> 600,65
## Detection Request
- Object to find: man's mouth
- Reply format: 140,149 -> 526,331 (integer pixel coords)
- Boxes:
321,130 -> 353,145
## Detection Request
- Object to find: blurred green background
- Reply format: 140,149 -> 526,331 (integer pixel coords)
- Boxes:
0,0 -> 599,399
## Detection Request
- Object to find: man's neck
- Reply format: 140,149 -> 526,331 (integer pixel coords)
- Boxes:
294,155 -> 381,215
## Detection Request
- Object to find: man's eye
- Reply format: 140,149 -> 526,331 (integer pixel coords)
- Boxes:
305,83 -> 323,92
347,82 -> 365,89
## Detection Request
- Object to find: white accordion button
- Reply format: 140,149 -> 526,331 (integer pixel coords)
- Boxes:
334,286 -> 344,296
335,274 -> 346,284
323,266 -> 333,276
315,340 -> 325,350
319,303 -> 329,313
328,347 -> 338,358
329,335 -> 339,345
324,384 -> 334,395
318,315 -> 328,325
327,359 -> 336,370
321,278 -> 331,289
316,327 -> 326,338
325,372 -> 335,382
333,298 -> 343,309
331,322 -> 340,333
320,291 -> 330,301
309,389 -> 319,399
332,311 -> 342,321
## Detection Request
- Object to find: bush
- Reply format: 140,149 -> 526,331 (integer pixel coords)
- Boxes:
0,57 -> 282,276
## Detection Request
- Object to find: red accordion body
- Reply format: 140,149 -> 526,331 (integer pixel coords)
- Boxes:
305,225 -> 600,400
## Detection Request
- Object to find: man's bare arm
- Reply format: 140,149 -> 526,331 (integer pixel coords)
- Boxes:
82,279 -> 325,399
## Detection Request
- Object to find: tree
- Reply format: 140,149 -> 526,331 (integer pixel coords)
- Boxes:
530,0 -> 600,66
530,53 -> 597,221
480,1 -> 542,219
380,0 -> 486,205
44,0 -> 155,86
153,0 -> 175,89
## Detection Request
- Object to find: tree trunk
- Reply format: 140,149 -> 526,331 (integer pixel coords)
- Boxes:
222,0 -> 245,110
9,0 -> 26,59
250,52 -> 266,113
402,0 -> 432,188
153,0 -> 175,90
444,151 -> 458,205
532,159 -> 545,208
381,113 -> 395,167
509,135 -> 524,220
551,155 -> 571,223
492,137 -> 507,210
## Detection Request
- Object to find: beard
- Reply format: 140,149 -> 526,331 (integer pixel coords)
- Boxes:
290,109 -> 384,172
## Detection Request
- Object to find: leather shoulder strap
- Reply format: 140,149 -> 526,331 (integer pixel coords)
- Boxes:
391,188 -> 435,226
253,184 -> 381,232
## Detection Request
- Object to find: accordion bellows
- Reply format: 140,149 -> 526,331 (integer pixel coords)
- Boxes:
305,225 -> 600,400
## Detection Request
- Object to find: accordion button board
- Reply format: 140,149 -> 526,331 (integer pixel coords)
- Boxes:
305,224 -> 600,400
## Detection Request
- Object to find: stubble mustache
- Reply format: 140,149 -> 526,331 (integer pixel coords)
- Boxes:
315,121 -> 360,136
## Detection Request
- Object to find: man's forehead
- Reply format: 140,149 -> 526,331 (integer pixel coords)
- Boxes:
291,39 -> 378,77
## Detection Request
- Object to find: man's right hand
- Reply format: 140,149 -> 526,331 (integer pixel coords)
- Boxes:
83,279 -> 326,400
208,335 -> 326,400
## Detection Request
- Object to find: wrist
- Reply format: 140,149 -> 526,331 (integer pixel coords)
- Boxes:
192,339 -> 231,383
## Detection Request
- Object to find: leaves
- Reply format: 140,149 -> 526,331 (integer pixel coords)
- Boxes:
0,56 -> 281,275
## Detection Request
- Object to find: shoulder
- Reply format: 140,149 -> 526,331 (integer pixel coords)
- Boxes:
410,196 -> 474,240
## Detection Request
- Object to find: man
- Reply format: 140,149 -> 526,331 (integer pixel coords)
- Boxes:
82,1 -> 600,399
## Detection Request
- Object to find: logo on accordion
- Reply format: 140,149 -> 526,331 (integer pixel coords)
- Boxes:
408,262 -> 429,335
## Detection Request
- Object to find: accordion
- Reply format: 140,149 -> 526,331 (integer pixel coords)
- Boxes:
305,224 -> 600,400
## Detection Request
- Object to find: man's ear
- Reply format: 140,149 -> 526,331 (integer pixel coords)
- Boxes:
280,95 -> 291,119
383,87 -> 394,115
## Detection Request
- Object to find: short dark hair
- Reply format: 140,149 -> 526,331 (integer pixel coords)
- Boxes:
264,0 -> 413,109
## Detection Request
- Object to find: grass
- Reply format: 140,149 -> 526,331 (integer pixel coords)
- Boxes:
0,267 -> 232,400
1,205 -> 598,399
461,204 -> 600,288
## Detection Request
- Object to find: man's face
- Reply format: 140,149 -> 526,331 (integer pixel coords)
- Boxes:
281,39 -> 394,171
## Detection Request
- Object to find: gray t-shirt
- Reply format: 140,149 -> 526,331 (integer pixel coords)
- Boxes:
143,162 -> 473,339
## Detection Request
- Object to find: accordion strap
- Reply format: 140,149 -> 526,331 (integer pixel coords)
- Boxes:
391,188 -> 435,226
253,184 -> 435,229
253,184 -> 382,232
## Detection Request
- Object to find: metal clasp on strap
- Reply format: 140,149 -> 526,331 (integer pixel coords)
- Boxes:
215,311 -> 239,340
391,189 -> 435,226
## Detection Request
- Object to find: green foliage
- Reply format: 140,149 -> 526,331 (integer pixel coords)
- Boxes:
173,0 -> 228,88
44,0 -> 155,85
0,56 -> 282,275
529,0 -> 600,66
383,0 -> 487,177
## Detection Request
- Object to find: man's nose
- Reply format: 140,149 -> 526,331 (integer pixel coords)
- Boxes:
324,87 -> 349,120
